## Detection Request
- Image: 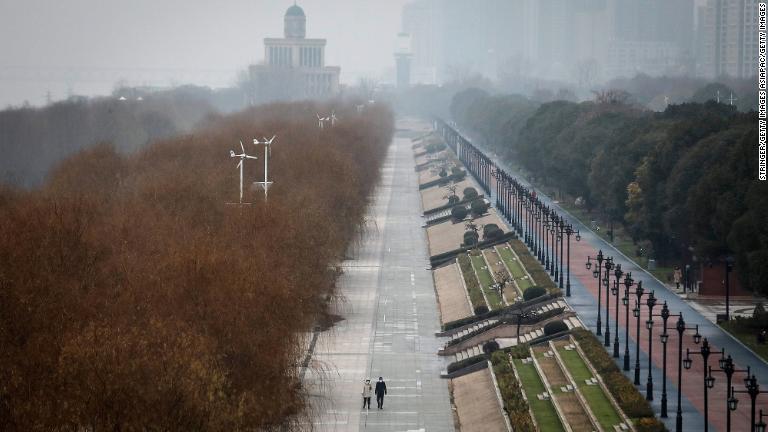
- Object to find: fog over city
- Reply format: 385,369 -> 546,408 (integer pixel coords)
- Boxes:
0,0 -> 750,108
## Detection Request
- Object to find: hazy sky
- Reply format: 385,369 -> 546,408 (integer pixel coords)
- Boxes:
0,0 -> 410,106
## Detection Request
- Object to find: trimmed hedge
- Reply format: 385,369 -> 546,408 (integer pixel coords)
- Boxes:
483,340 -> 500,354
491,351 -> 536,431
523,286 -> 547,301
543,320 -> 568,335
447,353 -> 485,373
457,255 -> 487,314
463,230 -> 479,246
451,205 -> 468,220
470,199 -> 489,217
571,328 -> 666,431
463,187 -> 478,200
425,142 -> 446,153
509,240 -> 558,292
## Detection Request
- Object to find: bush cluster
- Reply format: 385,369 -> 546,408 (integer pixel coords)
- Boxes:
470,199 -> 489,217
483,223 -> 503,240
543,320 -> 568,335
463,187 -> 478,200
425,141 -> 446,153
463,230 -> 479,246
523,286 -> 547,301
451,205 -> 468,220
491,351 -> 537,431
0,101 -> 394,429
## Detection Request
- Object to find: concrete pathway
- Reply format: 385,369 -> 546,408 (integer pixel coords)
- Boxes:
303,120 -> 454,431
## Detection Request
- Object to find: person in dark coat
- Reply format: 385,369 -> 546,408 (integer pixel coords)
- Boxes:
375,376 -> 387,409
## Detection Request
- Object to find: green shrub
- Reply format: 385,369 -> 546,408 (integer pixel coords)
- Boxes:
425,142 -> 446,153
484,226 -> 504,241
483,224 -> 499,236
474,304 -> 489,315
457,255 -> 487,314
506,343 -> 530,359
470,199 -> 489,216
464,230 -> 479,246
491,351 -> 536,431
463,187 -> 478,200
483,340 -> 500,354
543,320 -> 568,335
451,205 -> 468,220
635,417 -> 668,432
451,166 -> 463,176
447,354 -> 485,373
523,286 -> 547,301
439,168 -> 448,177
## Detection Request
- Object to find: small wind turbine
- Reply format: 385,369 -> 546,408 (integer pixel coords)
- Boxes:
229,141 -> 257,204
356,104 -> 365,113
316,114 -> 328,130
330,110 -> 338,126
253,135 -> 275,202
729,92 -> 738,106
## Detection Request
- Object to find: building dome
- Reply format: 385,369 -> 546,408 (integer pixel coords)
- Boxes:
284,3 -> 306,38
285,4 -> 305,17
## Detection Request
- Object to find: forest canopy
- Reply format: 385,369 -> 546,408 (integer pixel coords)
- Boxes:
0,100 -> 394,429
450,88 -> 766,294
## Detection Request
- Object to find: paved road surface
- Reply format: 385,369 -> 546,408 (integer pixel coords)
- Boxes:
303,122 -> 455,432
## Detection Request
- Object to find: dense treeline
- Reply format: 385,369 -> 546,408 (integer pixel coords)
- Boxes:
451,89 -> 767,294
0,101 -> 394,429
0,90 -> 215,187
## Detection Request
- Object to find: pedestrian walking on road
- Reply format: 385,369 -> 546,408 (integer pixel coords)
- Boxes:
362,378 -> 373,410
673,266 -> 682,290
375,376 -> 387,409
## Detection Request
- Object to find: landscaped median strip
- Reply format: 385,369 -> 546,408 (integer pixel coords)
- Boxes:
553,338 -> 630,431
470,251 -> 504,309
496,243 -> 534,291
457,254 -> 489,313
511,354 -> 567,431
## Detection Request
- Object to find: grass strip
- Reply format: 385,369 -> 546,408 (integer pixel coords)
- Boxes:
557,345 -> 623,430
470,252 -> 504,309
457,254 -> 488,314
513,357 -> 566,431
497,244 -> 534,291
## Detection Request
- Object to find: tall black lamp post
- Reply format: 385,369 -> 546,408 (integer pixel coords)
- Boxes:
611,264 -> 623,357
622,272 -> 637,371
656,302 -> 672,417
645,290 -> 658,400
684,337 -> 723,432
725,256 -> 734,321
632,281 -> 646,385
586,251 -> 604,336
731,372 -> 763,432
603,257 -> 614,347
712,354 -> 749,432
674,314 -> 701,432
564,224 -> 580,297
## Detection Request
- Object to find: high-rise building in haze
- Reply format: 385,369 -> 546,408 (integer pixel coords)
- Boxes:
697,0 -> 758,78
400,0 -> 696,86
248,4 -> 340,103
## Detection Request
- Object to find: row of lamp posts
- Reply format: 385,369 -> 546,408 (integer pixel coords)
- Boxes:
438,119 -> 765,432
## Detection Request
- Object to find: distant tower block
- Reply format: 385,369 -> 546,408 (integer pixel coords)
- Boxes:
395,32 -> 412,90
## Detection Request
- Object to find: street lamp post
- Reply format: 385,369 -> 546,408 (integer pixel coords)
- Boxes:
675,314 -> 701,432
684,337 -> 723,432
550,212 -> 559,282
604,257 -> 614,347
713,354 -> 749,432
731,372 -> 763,432
622,272 -> 637,371
558,217 -> 565,289
656,303 -> 672,416
725,256 -> 734,321
611,264 -> 624,358
645,291 -> 658,400
564,224 -> 580,297
534,206 -> 542,261
632,281 -> 646,385
586,251 -> 605,336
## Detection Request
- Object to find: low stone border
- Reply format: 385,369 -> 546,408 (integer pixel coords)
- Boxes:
487,360 -> 514,432
549,340 -> 603,432
508,353 -> 541,431
530,348 -> 574,432
570,335 -> 636,431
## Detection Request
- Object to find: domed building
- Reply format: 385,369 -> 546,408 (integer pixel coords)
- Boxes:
248,4 -> 340,103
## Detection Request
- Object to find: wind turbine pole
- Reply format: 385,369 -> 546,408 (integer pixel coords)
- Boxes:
263,141 -> 269,202
239,159 -> 244,204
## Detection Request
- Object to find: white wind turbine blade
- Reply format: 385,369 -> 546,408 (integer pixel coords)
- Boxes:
236,160 -> 242,169
245,155 -> 258,160
240,140 -> 245,153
